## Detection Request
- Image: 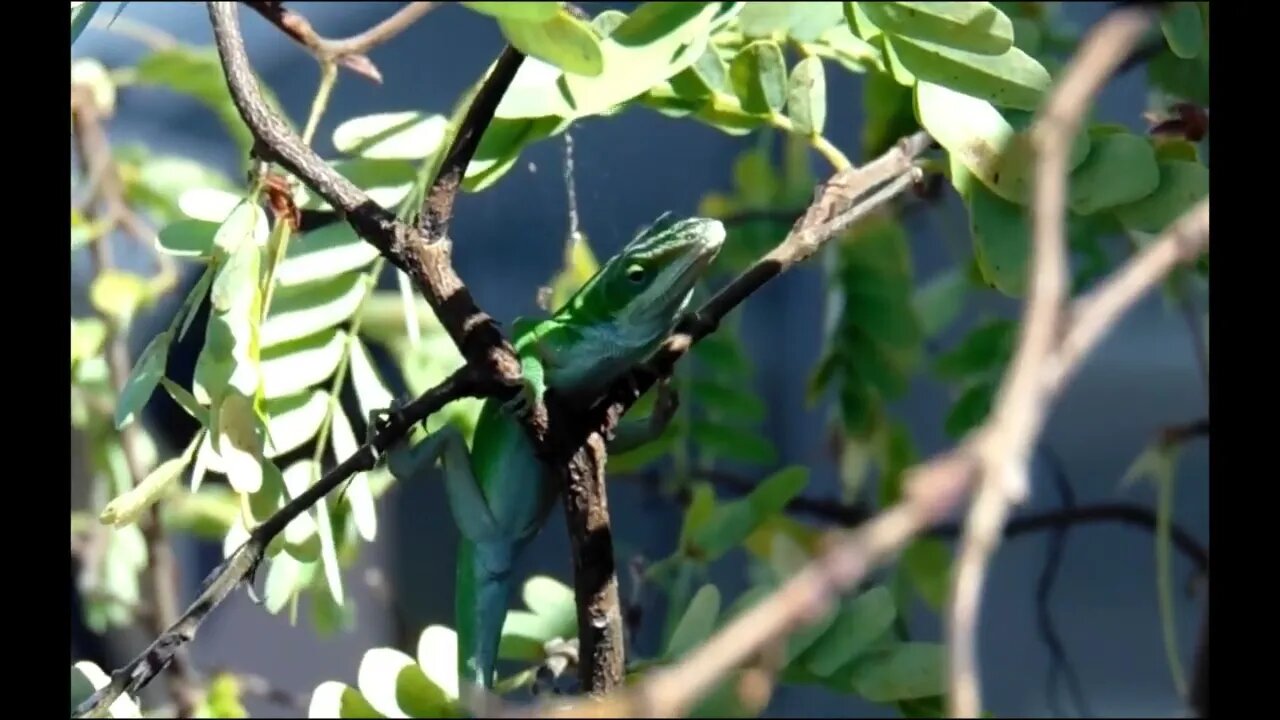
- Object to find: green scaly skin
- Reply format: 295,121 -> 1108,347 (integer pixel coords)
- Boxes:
384,214 -> 725,693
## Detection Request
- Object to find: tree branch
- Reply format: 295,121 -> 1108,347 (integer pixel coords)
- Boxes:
71,370 -> 482,718
207,1 -> 523,386
947,8 -> 1162,716
244,1 -> 438,83
71,84 -> 200,719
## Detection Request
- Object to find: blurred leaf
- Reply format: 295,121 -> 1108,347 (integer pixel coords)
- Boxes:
261,272 -> 368,348
913,268 -> 968,338
521,575 -> 577,641
99,440 -> 197,528
693,379 -> 766,423
690,421 -> 777,466
202,673 -> 250,719
545,232 -> 600,309
135,47 -> 285,154
157,219 -> 218,258
260,329 -> 347,400
887,34 -> 1049,109
664,584 -> 721,659
787,56 -> 827,135
850,642 -> 946,702
333,111 -> 449,160
1068,132 -> 1161,215
71,660 -> 142,718
802,24 -> 884,74
802,586 -> 897,677
461,2 -> 560,22
416,625 -> 461,704
968,182 -> 1029,297
1149,47 -> 1209,105
1113,160 -> 1209,234
356,647 -> 450,718
945,378 -> 997,438
730,40 -> 788,114
114,331 -> 171,429
72,58 -> 117,114
1160,2 -> 1204,59
90,271 -> 150,328
690,467 -> 808,561
308,681 -> 386,719
71,2 -> 102,46
861,2 -> 1014,55
933,319 -> 1015,380
498,10 -> 604,77
330,402 -> 378,542
903,538 -> 951,610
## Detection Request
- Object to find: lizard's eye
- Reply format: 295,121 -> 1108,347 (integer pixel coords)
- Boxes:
625,264 -> 646,283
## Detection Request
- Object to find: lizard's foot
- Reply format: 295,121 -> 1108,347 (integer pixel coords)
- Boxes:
499,380 -> 541,420
366,395 -> 412,447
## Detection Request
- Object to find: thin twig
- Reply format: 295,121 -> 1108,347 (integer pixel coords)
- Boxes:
207,1 -> 523,385
244,1 -> 438,83
71,84 -> 200,719
502,154 -> 1208,720
947,9 -> 1160,716
71,370 -> 482,718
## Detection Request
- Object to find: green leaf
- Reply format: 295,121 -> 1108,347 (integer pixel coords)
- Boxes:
355,647 -> 451,718
498,11 -> 605,77
678,483 -> 717,551
213,202 -> 269,255
860,2 -> 1015,55
945,378 -> 997,438
787,56 -> 827,135
416,625 -> 461,704
261,272 -> 368,348
916,81 -> 1026,203
100,443 -> 196,528
71,660 -> 142,718
802,586 -> 897,677
332,111 -> 449,161
115,331 -> 172,429
802,24 -> 885,74
689,421 -> 777,466
300,159 -> 419,211
157,219 -> 218,258
179,188 -> 245,224
127,154 -> 236,221
968,182 -> 1029,297
913,268 -> 967,338
284,459 -> 344,604
730,40 -> 788,115
90,271 -> 150,328
308,681 -> 386,719
521,575 -> 577,640
329,401 -> 378,542
592,9 -> 629,36
278,223 -> 380,288
903,538 -> 951,610
1113,160 -> 1209,234
262,391 -> 331,458
1068,132 -> 1161,215
71,317 -> 108,364
1160,3 -> 1204,60
851,642 -> 946,702
135,48 -> 284,154
1149,47 -> 1209,105
692,379 -> 766,423
260,329 -> 347,400
349,339 -> 395,423
664,584 -> 721,659
933,319 -> 1015,380
71,2 -> 102,46
263,553 -> 304,614
462,2 -> 560,22
689,467 -> 809,561
889,33 -> 1049,109
738,2 -> 845,42
493,2 -> 723,120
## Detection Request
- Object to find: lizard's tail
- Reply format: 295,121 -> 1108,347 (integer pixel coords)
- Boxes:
455,540 -> 513,691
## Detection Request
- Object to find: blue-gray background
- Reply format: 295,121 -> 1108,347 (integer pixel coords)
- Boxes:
70,3 -> 1208,718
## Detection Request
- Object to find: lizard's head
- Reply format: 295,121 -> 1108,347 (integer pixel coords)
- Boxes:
582,212 -> 725,329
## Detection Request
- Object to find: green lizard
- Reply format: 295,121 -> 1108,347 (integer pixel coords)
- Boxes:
382,213 -> 725,691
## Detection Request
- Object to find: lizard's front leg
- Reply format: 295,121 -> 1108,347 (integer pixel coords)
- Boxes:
608,379 -> 680,454
385,425 -> 501,545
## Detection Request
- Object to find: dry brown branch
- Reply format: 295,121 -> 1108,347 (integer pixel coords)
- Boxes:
245,1 -> 438,82
71,85 -> 199,718
947,7 -> 1182,716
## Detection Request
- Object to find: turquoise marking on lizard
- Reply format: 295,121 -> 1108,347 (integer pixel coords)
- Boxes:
382,213 -> 725,692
